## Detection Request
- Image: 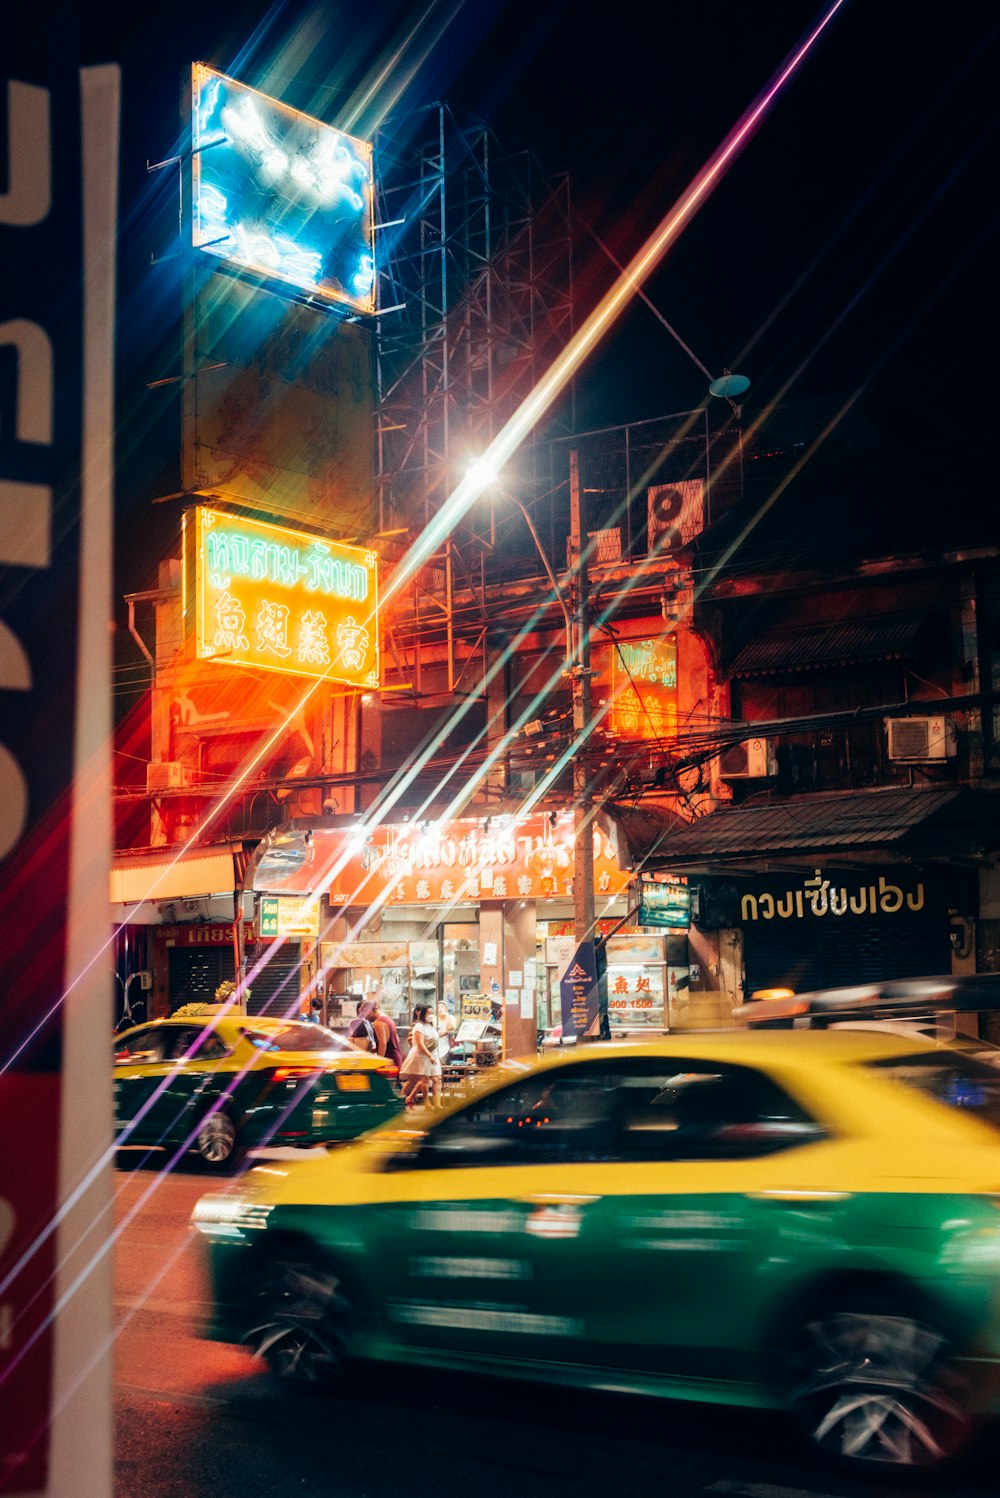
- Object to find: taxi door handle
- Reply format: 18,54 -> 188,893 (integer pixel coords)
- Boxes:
519,1193 -> 601,1206
745,1188 -> 853,1203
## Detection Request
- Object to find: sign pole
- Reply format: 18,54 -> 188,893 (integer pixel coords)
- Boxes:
0,38 -> 119,1498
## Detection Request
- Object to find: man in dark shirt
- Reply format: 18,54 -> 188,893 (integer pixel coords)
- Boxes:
348,1000 -> 378,1052
370,999 -> 403,1068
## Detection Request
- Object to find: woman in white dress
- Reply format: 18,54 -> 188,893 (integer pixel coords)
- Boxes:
400,1004 -> 442,1107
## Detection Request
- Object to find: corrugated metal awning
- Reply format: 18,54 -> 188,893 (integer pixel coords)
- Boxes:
640,786 -> 1000,871
729,616 -> 924,678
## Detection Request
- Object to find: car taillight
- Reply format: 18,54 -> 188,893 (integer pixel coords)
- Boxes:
380,1063 -> 399,1078
272,1066 -> 316,1082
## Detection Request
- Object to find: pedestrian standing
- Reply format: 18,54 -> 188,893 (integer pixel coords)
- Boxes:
370,998 -> 403,1068
399,1003 -> 442,1107
348,1000 -> 378,1052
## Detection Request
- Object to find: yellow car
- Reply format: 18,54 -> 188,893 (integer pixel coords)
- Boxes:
192,1029 -> 1000,1471
115,1014 -> 402,1168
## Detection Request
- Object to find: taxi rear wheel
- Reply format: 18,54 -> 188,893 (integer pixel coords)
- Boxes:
244,1256 -> 353,1392
787,1301 -> 972,1472
194,1109 -> 240,1169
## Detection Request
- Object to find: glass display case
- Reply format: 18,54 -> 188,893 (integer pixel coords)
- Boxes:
542,931 -> 690,1035
408,939 -> 440,1014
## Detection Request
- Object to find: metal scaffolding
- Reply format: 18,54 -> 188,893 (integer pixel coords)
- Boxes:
371,103 -> 576,696
374,101 -> 575,533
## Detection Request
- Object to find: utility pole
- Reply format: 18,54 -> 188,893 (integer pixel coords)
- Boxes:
568,450 -> 595,948
567,452 -> 608,1038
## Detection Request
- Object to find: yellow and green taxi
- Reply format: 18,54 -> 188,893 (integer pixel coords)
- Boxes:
192,1029 -> 1000,1471
115,1014 -> 402,1168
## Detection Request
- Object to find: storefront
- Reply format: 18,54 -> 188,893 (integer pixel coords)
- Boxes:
637,784 -> 1000,1008
539,925 -> 691,1033
246,810 -> 647,1056
110,843 -> 255,1017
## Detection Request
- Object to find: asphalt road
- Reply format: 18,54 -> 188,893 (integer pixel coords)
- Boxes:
113,1156 -> 1000,1498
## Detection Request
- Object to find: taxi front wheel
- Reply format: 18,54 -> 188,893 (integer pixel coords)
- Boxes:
787,1301 -> 972,1472
243,1256 -> 353,1392
194,1109 -> 240,1169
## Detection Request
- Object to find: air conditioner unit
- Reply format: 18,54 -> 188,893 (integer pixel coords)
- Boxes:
886,716 -> 956,761
719,737 -> 777,780
145,761 -> 187,792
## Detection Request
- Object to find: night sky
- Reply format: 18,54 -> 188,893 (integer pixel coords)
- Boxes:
79,1 -> 999,594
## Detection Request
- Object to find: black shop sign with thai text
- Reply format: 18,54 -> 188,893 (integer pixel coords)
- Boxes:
694,867 -> 975,930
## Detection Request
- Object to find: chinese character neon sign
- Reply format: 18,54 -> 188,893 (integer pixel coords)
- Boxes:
191,507 -> 379,686
191,64 -> 376,315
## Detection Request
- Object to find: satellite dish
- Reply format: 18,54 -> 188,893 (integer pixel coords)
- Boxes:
708,372 -> 750,400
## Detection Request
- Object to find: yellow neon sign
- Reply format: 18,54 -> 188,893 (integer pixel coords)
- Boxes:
192,507 -> 379,687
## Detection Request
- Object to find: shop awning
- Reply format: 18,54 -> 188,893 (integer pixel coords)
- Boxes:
728,615 -> 924,678
599,802 -> 690,871
637,785 -> 1000,873
111,843 -> 252,910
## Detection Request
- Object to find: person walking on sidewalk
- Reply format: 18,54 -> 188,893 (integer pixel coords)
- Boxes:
399,1004 -> 442,1107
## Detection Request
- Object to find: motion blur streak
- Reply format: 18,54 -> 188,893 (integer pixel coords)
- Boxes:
339,0 -> 467,136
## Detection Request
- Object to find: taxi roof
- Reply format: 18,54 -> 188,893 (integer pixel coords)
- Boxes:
119,1013 -> 333,1038
528,1027 -> 951,1073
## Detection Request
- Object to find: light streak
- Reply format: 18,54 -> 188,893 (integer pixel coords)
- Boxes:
378,0 -> 848,609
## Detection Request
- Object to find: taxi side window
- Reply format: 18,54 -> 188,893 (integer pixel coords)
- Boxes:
114,1028 -> 165,1065
167,1027 -> 229,1062
192,1031 -> 229,1061
413,1070 -> 621,1169
409,1059 -> 822,1169
165,1027 -> 198,1061
614,1062 -> 824,1162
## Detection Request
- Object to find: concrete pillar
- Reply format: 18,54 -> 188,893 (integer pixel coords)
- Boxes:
480,900 -> 538,1059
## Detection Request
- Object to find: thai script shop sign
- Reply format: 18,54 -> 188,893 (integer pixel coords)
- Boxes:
332,816 -> 630,906
189,507 -> 379,687
256,814 -> 632,905
699,868 -> 950,927
259,896 -> 320,938
638,877 -> 690,928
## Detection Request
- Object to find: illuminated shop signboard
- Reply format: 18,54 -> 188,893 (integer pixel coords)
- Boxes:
594,635 -> 678,742
259,895 -> 320,938
191,63 -> 376,314
254,813 -> 632,903
191,507 -> 380,686
638,877 -> 690,929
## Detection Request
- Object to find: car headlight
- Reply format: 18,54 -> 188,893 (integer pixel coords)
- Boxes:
191,1195 -> 274,1239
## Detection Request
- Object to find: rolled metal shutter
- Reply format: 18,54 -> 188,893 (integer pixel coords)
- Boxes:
245,942 -> 303,1017
168,947 -> 229,1011
742,913 -> 949,999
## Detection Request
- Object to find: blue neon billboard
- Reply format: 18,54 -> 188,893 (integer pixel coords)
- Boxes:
191,64 -> 376,315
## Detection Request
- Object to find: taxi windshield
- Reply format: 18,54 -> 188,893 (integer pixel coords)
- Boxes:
242,1024 -> 353,1054
865,1050 -> 1000,1131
